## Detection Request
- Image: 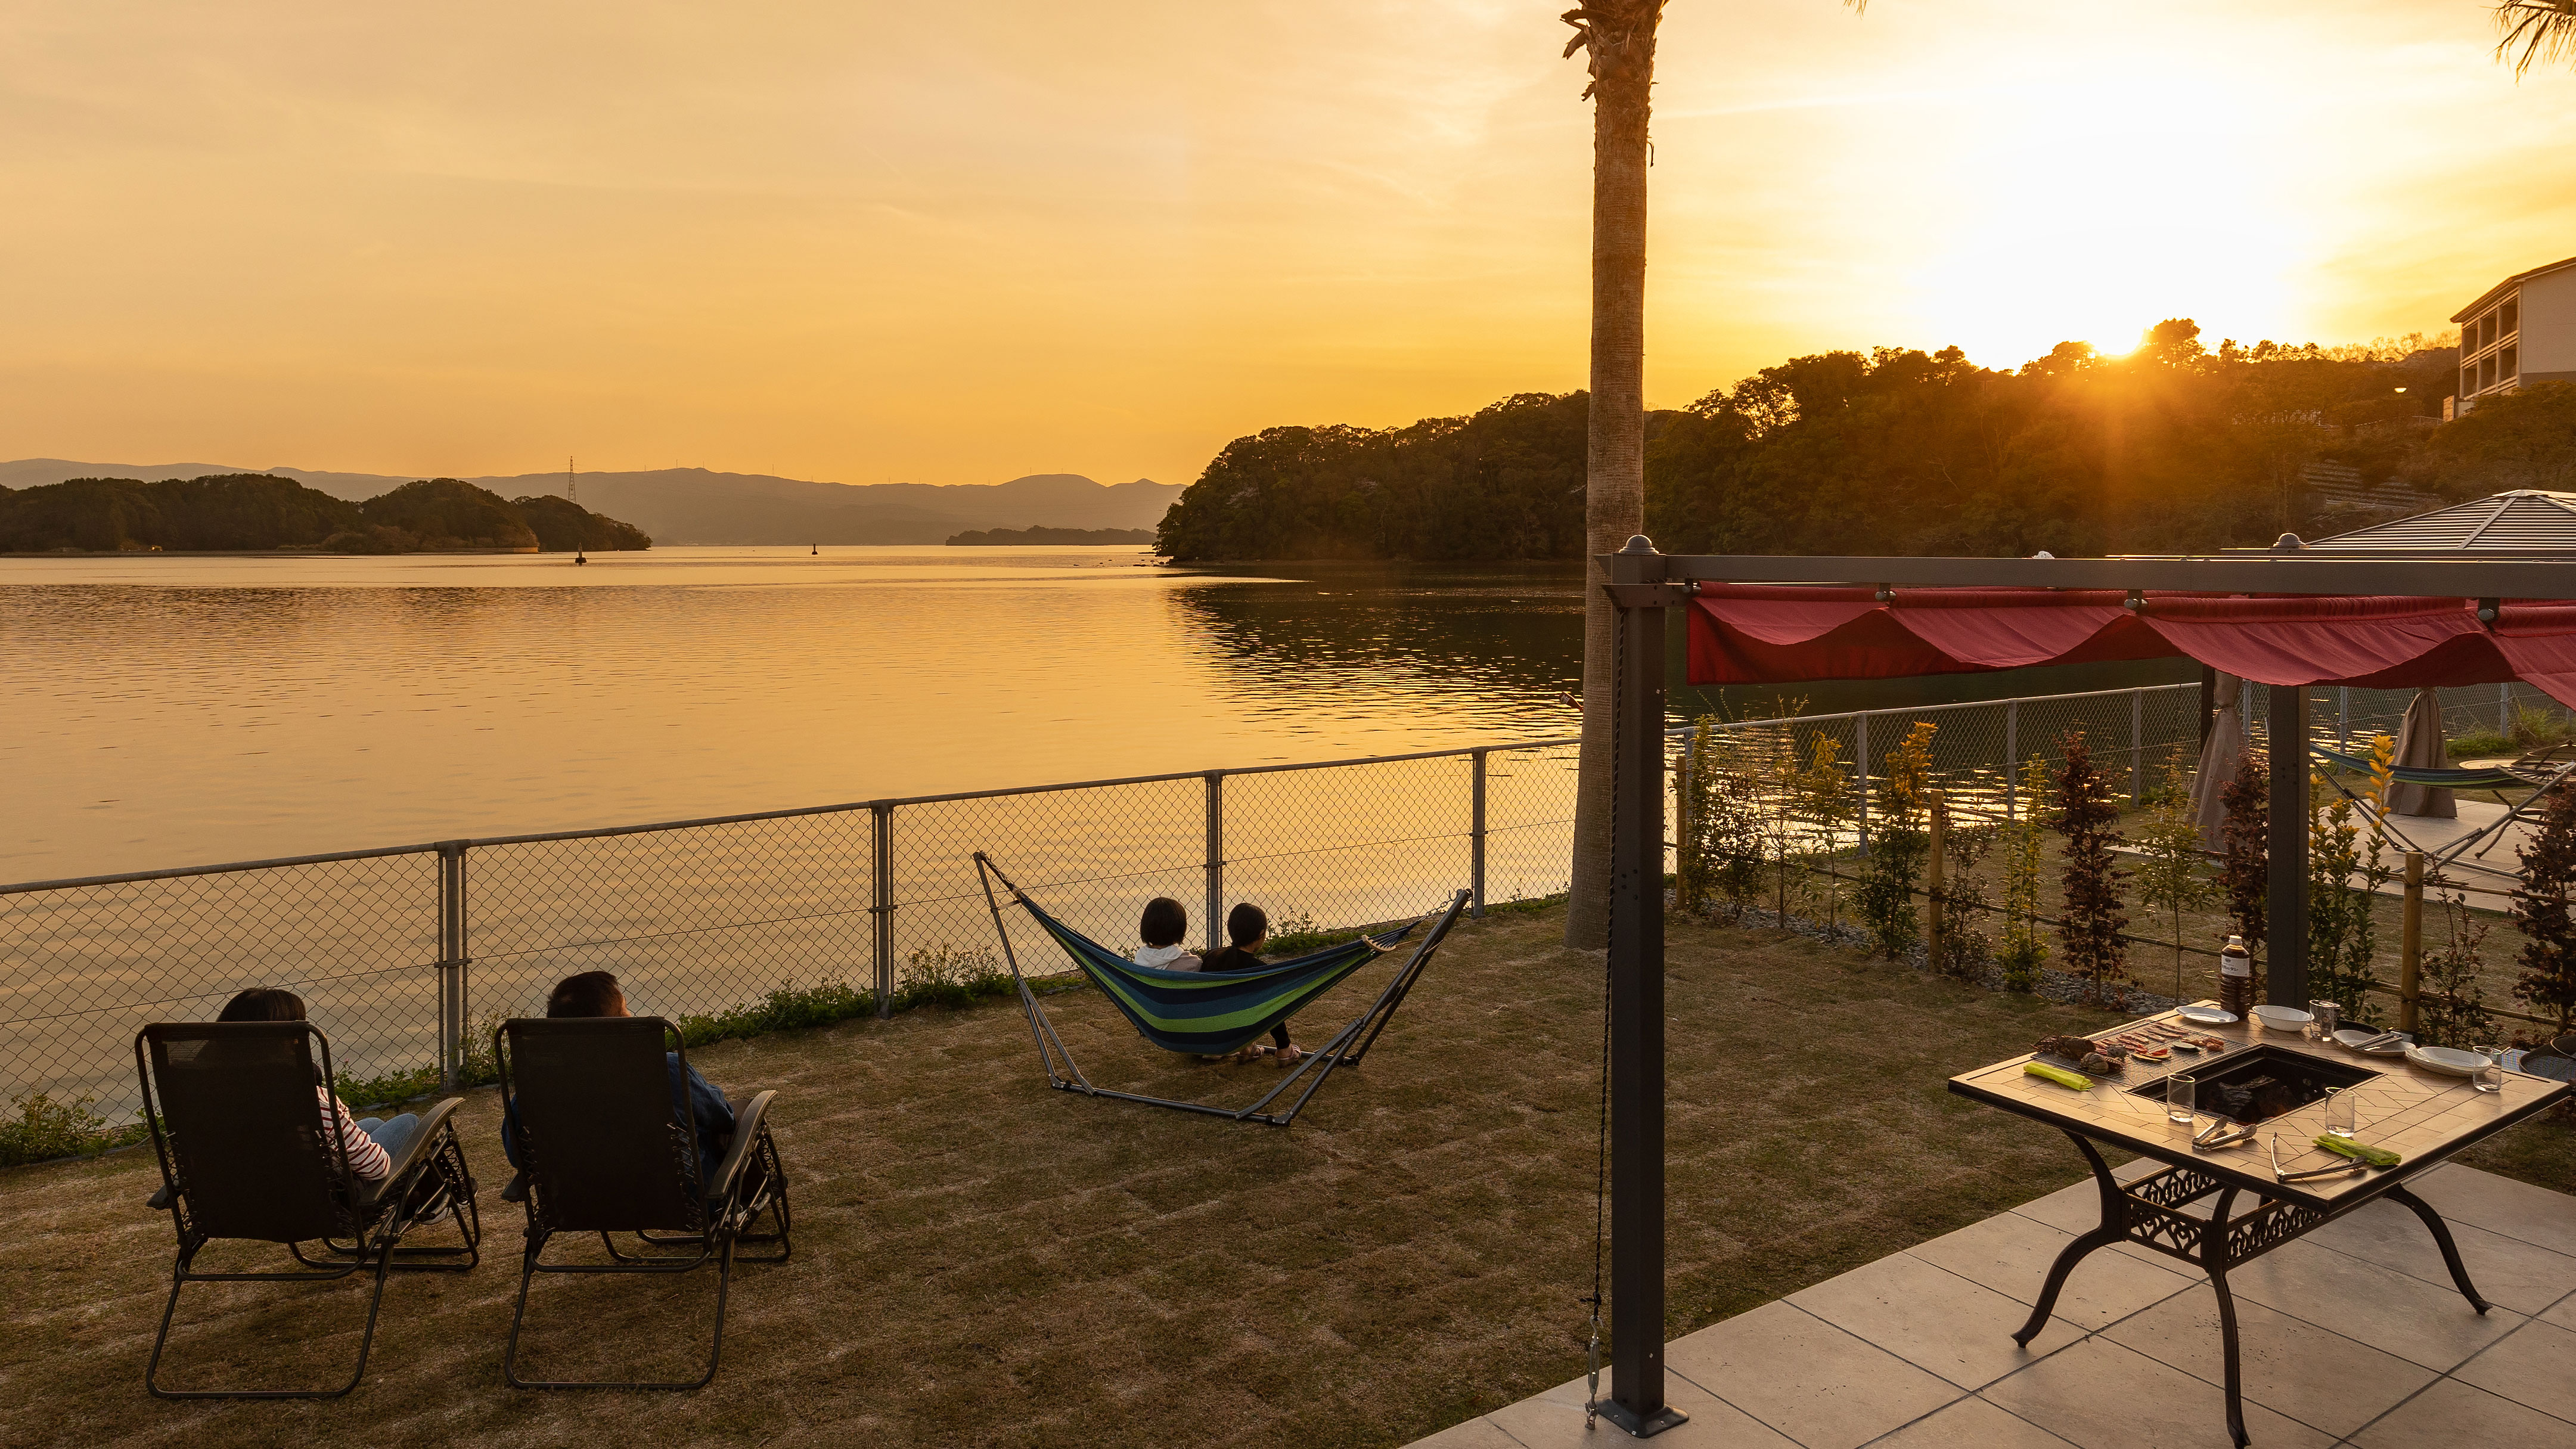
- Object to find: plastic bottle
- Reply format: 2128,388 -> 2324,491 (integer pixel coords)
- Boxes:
2218,933 -> 2253,1017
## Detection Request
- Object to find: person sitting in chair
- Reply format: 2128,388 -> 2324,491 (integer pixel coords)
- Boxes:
1199,904 -> 1303,1066
501,970 -> 734,1187
216,987 -> 415,1184
1131,897 -> 1200,971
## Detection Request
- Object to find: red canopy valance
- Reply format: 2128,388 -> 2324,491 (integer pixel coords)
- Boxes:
1688,586 -> 2576,708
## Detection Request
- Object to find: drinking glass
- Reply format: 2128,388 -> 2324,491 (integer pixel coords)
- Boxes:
2473,1046 -> 2507,1094
2168,1072 -> 2198,1126
2311,1002 -> 2341,1042
2323,1086 -> 2357,1138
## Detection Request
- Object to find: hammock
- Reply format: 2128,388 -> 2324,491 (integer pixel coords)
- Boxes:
973,852 -> 1469,1126
2307,744 -> 2527,791
2304,746 -> 2576,882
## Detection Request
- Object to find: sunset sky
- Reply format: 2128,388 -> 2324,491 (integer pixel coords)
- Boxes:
4,1 -> 2572,490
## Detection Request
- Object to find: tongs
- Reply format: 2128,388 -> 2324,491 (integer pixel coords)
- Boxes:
2192,1116 -> 2255,1152
2270,1132 -> 2369,1184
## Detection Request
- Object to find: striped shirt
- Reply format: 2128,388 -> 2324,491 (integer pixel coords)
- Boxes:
319,1087 -> 391,1182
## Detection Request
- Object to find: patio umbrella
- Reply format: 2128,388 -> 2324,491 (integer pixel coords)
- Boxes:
2189,672 -> 2245,848
2386,686 -> 2457,819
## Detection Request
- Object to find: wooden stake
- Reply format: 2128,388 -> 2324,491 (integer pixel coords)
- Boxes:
2400,852 -> 2424,1034
1928,790 -> 1947,966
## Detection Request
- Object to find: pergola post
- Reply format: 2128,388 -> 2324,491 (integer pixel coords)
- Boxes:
2267,684 -> 2310,1007
1600,538 -> 1686,1437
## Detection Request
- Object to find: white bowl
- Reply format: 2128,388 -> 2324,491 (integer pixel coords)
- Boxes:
2250,1004 -> 2313,1034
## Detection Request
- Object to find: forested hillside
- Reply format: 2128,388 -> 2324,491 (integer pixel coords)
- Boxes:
1154,325 -> 2569,561
0,473 -> 650,554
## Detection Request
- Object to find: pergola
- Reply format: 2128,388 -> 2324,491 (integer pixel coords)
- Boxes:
1589,540 -> 2576,1436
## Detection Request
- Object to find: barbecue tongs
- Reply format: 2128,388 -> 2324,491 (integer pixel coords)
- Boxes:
2269,1132 -> 2369,1184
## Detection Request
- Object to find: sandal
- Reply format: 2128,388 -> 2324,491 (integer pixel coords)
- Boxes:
1275,1043 -> 1303,1068
1236,1042 -> 1271,1064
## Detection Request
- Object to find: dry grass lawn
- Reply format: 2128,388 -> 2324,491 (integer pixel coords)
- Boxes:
4,903 -> 2568,1448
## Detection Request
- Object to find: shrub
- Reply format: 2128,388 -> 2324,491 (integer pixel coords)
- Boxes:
2307,737 -> 2394,1028
898,944 -> 1013,1011
1929,819 -> 1995,980
1675,719 -> 1768,921
1997,754 -> 2052,993
2055,732 -> 2130,1005
2415,887 -> 2498,1050
0,1093 -> 135,1168
1856,722 -> 1937,960
2219,748 -> 2268,962
2512,782 -> 2576,1036
2134,745 -> 2214,1003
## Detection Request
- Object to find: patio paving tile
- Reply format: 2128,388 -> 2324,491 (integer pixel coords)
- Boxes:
1860,1394 -> 2080,1447
2401,1165 -> 2576,1257
2543,1290 -> 2576,1330
1477,1368 -> 1800,1449
2220,1238 -> 2526,1372
2447,1317 -> 2576,1422
1787,1249 -> 2084,1389
2102,1285 -> 2435,1439
1405,1415 -> 1526,1449
2347,1376 -> 2576,1448
1903,1210 -> 2195,1333
2301,1195 -> 2576,1315
1662,1299 -> 1964,1449
1977,1337 -> 2336,1449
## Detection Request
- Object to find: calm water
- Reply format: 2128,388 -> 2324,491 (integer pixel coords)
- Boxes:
1,545 -> 2190,883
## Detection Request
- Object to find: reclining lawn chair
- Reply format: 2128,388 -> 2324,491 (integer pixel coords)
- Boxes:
495,1016 -> 788,1390
974,852 -> 1470,1126
134,1020 -> 480,1399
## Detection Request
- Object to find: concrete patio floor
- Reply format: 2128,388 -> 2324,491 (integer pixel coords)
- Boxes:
1410,1162 -> 2576,1449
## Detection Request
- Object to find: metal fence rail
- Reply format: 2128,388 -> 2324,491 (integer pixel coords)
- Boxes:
7,677 -> 2504,1126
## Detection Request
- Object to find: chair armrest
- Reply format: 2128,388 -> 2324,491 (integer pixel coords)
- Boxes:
705,1089 -> 777,1206
379,1097 -> 464,1188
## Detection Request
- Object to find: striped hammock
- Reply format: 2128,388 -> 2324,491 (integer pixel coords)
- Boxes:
2307,744 -> 2527,790
1006,892 -> 1421,1056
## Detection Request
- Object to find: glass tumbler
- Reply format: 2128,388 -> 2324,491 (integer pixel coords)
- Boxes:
2324,1086 -> 2357,1138
2473,1047 -> 2506,1094
2307,1002 -> 2340,1042
2167,1072 -> 2198,1126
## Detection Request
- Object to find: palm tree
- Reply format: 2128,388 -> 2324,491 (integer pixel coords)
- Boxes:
1560,3 -> 1864,947
2496,1 -> 2576,76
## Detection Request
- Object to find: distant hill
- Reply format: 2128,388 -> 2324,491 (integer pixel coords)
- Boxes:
0,474 -> 649,554
945,526 -> 1154,546
0,460 -> 1181,544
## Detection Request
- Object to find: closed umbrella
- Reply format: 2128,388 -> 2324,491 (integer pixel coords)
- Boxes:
2386,687 -> 2456,819
2190,672 -> 2246,846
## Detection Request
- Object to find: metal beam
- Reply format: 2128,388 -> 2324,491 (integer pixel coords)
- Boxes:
1665,553 -> 2576,599
2268,685 -> 2310,1008
1600,539 -> 1686,1438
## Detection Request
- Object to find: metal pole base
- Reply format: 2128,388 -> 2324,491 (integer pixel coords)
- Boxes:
1592,1401 -> 1691,1437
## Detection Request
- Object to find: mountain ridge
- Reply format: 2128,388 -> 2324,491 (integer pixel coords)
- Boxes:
0,461 -> 1178,545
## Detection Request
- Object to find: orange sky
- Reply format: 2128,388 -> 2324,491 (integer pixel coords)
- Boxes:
4,2 -> 2571,489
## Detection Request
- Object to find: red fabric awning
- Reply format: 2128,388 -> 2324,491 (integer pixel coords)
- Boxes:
1687,585 -> 2576,708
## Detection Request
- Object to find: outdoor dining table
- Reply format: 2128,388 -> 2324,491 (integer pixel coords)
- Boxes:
1949,1003 -> 2572,1448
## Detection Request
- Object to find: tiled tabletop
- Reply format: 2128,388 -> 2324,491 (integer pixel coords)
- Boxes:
1948,1003 -> 2569,1209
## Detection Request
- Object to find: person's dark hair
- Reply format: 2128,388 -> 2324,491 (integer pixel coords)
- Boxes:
1227,902 -> 1268,948
1139,897 -> 1188,950
217,988 -> 308,1022
547,970 -> 626,1019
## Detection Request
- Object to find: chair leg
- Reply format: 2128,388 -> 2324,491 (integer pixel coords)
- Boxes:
505,1230 -> 737,1391
146,1237 -> 396,1400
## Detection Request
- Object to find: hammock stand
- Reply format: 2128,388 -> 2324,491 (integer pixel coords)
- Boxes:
973,852 -> 1469,1127
2307,744 -> 2576,880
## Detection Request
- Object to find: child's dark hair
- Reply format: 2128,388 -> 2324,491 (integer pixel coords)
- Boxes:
217,988 -> 308,1022
547,970 -> 626,1019
1139,897 -> 1188,949
1227,902 -> 1268,948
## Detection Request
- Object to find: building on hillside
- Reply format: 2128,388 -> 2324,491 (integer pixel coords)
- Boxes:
2271,489 -> 2576,554
2451,255 -> 2576,414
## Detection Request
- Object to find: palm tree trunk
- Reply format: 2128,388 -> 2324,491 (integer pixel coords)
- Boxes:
1563,2 -> 1663,948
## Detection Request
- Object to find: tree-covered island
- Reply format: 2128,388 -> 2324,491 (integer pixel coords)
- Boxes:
0,474 -> 650,554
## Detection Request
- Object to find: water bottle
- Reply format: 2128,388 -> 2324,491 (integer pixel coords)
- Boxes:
2218,934 -> 2253,1017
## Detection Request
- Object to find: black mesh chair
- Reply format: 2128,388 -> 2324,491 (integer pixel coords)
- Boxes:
496,1017 -> 788,1390
135,1021 -> 481,1399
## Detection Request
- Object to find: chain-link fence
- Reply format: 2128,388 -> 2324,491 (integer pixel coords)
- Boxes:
13,678 -> 2491,1131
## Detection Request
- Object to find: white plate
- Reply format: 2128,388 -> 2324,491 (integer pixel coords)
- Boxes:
2406,1044 -> 2489,1076
2336,1028 -> 2412,1056
2178,1006 -> 2238,1025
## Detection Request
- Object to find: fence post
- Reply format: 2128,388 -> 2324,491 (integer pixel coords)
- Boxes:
2131,688 -> 2145,803
871,803 -> 894,1017
1926,792 -> 1947,967
1470,749 -> 1488,918
1205,771 -> 1225,954
2400,852 -> 2424,1034
2004,699 -> 2019,821
437,842 -> 468,1091
2501,682 -> 2513,734
2338,686 -> 2351,752
1855,712 -> 1872,857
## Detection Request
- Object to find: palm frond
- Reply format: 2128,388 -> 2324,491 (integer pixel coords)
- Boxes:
2496,0 -> 2576,78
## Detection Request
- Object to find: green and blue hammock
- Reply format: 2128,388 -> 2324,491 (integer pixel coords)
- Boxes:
2307,744 -> 2528,792
973,852 -> 1469,1125
2305,744 -> 2576,880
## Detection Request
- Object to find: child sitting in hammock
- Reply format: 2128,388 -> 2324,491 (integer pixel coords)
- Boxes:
1200,902 -> 1303,1068
1132,897 -> 1200,971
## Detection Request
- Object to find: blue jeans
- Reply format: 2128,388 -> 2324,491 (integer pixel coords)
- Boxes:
355,1113 -> 422,1166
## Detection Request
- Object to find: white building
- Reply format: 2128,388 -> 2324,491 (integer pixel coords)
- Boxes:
2452,254 -> 2576,414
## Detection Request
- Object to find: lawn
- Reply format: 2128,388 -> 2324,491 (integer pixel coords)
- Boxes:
2,903 -> 2566,1448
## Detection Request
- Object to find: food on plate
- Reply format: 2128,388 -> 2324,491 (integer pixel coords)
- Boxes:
2078,1051 -> 2124,1075
2198,1035 -> 2228,1051
2035,1034 -> 2098,1063
2131,1044 -> 2171,1061
2025,1061 -> 2091,1090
